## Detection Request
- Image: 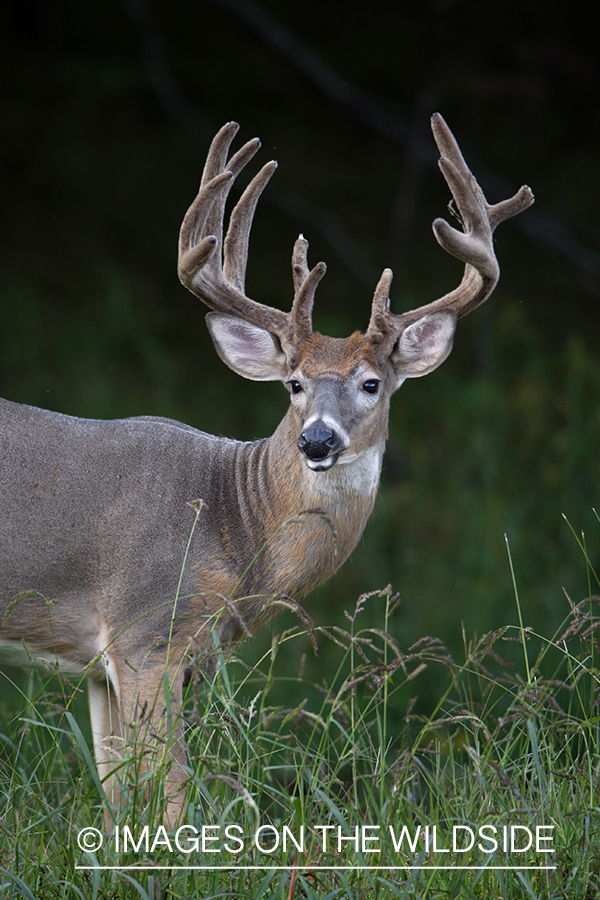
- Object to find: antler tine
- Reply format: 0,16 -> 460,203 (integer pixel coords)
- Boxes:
365,268 -> 394,350
290,235 -> 326,345
202,131 -> 262,268
366,113 -> 534,357
293,263 -> 327,345
292,235 -> 311,294
487,186 -> 536,232
178,172 -> 231,282
223,160 -> 278,292
200,121 -> 239,187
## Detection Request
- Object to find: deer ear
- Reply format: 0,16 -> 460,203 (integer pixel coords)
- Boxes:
390,309 -> 457,381
206,312 -> 289,381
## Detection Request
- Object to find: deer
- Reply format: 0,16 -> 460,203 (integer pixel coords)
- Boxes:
0,115 -> 533,826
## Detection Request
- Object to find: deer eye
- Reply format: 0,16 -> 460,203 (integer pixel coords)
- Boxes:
363,379 -> 380,394
288,380 -> 303,395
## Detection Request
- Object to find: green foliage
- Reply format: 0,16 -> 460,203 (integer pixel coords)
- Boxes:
1,525 -> 599,898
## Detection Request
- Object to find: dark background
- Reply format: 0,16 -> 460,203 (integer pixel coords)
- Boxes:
1,0 -> 598,695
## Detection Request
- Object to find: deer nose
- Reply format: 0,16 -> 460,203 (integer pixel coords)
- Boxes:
297,424 -> 342,461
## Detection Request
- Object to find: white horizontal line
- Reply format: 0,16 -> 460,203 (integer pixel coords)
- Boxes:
76,864 -> 557,871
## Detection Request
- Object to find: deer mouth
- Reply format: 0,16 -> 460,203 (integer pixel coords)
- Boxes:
305,453 -> 340,472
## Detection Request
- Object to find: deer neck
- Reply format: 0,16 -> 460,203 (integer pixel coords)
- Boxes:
188,410 -> 384,651
240,408 -> 384,597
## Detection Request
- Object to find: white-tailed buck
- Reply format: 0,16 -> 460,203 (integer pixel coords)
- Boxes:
0,115 -> 533,823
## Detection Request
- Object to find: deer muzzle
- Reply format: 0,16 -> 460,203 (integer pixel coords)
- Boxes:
297,423 -> 343,470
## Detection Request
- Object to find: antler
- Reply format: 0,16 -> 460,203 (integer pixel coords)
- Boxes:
366,113 -> 535,359
180,117 -> 534,365
178,122 -> 326,358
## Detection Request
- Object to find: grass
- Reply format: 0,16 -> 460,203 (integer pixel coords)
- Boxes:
0,524 -> 599,899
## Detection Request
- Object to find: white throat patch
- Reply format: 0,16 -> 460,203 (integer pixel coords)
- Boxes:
305,444 -> 383,496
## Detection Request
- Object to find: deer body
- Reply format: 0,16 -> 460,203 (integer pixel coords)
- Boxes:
0,116 -> 533,823
0,386 -> 378,663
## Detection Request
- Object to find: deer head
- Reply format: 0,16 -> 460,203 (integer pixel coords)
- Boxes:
178,115 -> 534,475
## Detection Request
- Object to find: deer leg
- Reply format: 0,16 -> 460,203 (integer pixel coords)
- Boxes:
115,664 -> 190,828
88,677 -> 125,831
88,652 -> 189,828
